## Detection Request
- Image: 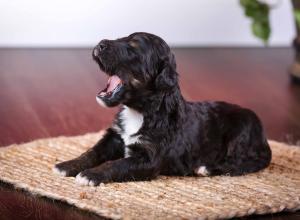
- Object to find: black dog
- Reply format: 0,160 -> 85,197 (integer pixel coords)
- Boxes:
53,32 -> 272,186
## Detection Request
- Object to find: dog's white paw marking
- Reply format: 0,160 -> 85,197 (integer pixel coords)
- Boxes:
195,166 -> 210,176
96,96 -> 108,108
75,173 -> 96,186
52,166 -> 67,177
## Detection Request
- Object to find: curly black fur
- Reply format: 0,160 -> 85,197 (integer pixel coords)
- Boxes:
54,32 -> 272,185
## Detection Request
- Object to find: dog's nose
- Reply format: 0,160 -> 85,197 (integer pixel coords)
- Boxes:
99,40 -> 109,51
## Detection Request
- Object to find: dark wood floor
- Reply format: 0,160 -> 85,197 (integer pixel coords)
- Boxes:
0,48 -> 300,220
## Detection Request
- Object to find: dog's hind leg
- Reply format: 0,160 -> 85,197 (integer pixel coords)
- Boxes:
53,128 -> 124,177
204,157 -> 269,176
207,131 -> 271,176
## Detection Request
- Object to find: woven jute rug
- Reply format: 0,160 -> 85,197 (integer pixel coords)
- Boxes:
0,131 -> 300,220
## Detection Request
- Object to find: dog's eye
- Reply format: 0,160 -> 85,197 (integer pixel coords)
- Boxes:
129,40 -> 139,48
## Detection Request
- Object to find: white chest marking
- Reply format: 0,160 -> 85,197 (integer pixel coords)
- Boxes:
120,106 -> 144,157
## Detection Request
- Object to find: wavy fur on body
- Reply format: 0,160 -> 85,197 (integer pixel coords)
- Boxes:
54,32 -> 272,186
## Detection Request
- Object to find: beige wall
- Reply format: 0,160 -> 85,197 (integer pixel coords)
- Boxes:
0,0 -> 295,47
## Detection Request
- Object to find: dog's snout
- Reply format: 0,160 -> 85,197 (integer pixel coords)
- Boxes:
93,40 -> 110,57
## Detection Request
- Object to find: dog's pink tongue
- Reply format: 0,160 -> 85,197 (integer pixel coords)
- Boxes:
107,75 -> 122,92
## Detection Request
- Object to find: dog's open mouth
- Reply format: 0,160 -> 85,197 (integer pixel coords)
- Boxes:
98,75 -> 123,98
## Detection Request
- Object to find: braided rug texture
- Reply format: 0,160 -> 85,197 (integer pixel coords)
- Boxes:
0,131 -> 299,220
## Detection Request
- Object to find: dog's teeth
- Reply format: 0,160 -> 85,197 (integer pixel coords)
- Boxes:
96,96 -> 108,108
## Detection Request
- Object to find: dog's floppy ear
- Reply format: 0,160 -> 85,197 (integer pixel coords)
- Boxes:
155,53 -> 178,90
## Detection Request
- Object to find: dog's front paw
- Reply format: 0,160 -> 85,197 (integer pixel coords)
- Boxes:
75,169 -> 108,186
53,160 -> 82,177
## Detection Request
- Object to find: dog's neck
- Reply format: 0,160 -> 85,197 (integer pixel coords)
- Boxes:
123,85 -> 185,116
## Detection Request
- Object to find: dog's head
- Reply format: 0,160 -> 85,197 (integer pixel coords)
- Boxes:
93,32 -> 178,107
